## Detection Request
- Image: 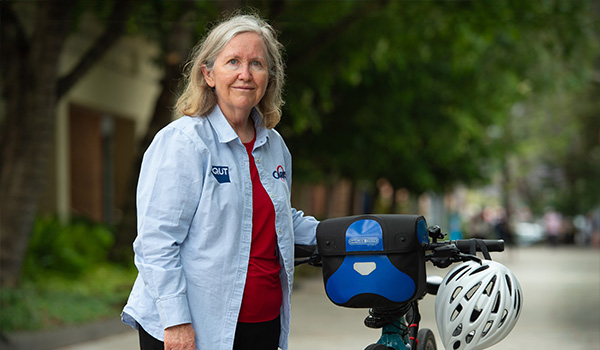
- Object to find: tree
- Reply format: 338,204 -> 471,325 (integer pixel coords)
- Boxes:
0,0 -> 135,287
280,2 -> 525,189
498,1 -> 600,217
276,0 -> 599,218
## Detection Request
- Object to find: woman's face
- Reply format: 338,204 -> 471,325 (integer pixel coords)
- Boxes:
203,32 -> 269,118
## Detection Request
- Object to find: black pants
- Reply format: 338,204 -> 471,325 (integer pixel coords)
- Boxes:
138,326 -> 164,350
233,316 -> 281,350
138,316 -> 281,350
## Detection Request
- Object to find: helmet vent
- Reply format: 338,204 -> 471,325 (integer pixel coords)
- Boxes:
482,320 -> 493,337
465,282 -> 481,300
451,304 -> 463,321
469,264 -> 490,275
453,341 -> 461,349
505,274 -> 513,296
484,275 -> 497,296
470,308 -> 482,322
492,292 -> 501,313
515,289 -> 522,315
456,268 -> 471,281
452,323 -> 463,336
451,286 -> 463,302
499,309 -> 508,327
446,265 -> 470,285
465,330 -> 476,344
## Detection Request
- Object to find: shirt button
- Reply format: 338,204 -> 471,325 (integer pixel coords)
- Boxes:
256,158 -> 261,163
277,229 -> 282,235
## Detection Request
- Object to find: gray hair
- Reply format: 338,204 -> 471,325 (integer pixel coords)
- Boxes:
175,13 -> 285,128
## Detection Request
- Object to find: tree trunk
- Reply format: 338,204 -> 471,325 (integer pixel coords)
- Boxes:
0,1 -> 134,287
0,1 -> 76,287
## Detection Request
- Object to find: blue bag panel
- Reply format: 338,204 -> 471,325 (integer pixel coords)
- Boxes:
345,219 -> 384,252
324,255 -> 417,305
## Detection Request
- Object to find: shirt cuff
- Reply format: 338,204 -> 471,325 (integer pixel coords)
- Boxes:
156,295 -> 192,329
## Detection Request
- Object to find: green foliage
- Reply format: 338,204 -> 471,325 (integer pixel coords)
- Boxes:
271,0 -> 599,203
0,264 -> 136,331
23,216 -> 115,279
514,78 -> 600,216
277,1 -> 515,190
500,0 -> 600,216
2,217 -> 136,332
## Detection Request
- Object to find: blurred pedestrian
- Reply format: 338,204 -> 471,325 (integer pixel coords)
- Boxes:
467,210 -> 492,239
543,208 -> 562,247
121,13 -> 319,350
494,213 -> 515,247
448,212 -> 463,240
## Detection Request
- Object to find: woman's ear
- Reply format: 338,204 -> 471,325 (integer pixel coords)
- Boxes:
201,65 -> 215,88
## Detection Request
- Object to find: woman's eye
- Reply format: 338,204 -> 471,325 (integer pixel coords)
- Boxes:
252,61 -> 261,67
228,59 -> 238,65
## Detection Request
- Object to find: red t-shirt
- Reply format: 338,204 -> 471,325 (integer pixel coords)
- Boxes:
238,137 -> 282,323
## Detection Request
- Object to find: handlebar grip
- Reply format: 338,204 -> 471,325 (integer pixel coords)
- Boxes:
454,239 -> 504,253
294,244 -> 318,259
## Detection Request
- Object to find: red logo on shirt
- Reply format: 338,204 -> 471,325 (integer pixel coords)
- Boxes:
272,165 -> 286,181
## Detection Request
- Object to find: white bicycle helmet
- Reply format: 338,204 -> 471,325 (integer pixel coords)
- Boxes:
435,260 -> 522,350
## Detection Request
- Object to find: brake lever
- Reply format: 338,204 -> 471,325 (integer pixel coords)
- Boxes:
309,255 -> 322,267
457,252 -> 482,264
426,244 -> 482,268
426,245 -> 457,268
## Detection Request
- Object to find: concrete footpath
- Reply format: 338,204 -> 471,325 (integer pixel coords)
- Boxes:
3,246 -> 599,350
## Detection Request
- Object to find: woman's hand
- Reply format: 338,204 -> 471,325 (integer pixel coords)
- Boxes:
164,323 -> 196,350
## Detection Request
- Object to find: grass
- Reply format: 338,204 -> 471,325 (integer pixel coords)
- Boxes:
0,264 -> 137,332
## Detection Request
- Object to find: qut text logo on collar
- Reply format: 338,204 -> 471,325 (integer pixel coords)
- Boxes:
273,165 -> 286,182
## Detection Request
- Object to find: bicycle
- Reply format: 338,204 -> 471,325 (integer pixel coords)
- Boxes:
295,214 -> 521,350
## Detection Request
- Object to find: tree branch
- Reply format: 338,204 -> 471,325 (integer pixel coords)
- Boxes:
0,2 -> 30,55
56,0 -> 136,99
286,0 -> 388,72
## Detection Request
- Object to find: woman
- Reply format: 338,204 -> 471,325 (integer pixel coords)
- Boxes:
121,13 -> 319,350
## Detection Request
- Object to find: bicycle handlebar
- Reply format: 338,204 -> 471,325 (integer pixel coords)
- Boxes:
295,244 -> 318,259
426,238 -> 504,254
294,244 -> 320,266
425,237 -> 504,268
294,225 -> 505,268
454,239 -> 504,253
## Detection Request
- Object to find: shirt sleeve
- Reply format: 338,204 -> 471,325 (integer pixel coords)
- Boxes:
133,126 -> 205,329
291,208 -> 319,245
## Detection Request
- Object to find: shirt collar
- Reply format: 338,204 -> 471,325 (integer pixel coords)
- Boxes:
207,105 -> 269,146
251,109 -> 269,148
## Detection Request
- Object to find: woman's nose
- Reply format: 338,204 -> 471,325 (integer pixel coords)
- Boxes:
238,64 -> 252,80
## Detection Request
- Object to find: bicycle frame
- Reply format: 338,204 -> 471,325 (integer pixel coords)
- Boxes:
375,317 -> 410,350
367,300 -> 422,350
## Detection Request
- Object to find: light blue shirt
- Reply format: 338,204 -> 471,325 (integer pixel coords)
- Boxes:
121,106 -> 318,350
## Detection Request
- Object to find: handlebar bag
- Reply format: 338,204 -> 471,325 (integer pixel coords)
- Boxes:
316,214 -> 429,308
